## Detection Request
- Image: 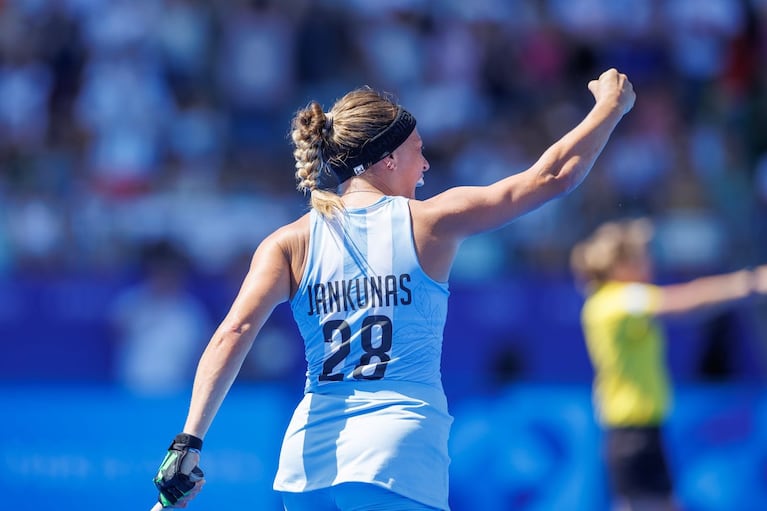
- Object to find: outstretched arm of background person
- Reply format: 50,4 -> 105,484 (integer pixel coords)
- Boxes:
181,230 -> 293,439
653,264 -> 767,318
425,68 -> 636,240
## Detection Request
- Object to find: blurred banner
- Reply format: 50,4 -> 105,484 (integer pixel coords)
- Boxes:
2,275 -> 763,389
2,383 -> 766,511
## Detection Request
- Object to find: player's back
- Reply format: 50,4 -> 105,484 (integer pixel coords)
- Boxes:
276,196 -> 453,510
291,195 -> 450,394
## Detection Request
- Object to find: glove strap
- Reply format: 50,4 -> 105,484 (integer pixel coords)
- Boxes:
169,432 -> 204,451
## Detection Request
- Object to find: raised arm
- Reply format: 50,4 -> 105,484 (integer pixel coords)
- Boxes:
424,69 -> 635,241
653,264 -> 767,317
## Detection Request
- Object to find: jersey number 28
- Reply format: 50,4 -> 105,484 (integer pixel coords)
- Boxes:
319,315 -> 392,381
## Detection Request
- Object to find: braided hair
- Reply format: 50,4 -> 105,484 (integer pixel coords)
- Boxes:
290,87 -> 403,216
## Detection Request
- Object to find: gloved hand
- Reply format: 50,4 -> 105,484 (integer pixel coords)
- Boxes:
154,433 -> 206,508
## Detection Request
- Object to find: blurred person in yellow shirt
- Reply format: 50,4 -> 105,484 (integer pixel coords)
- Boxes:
570,218 -> 767,511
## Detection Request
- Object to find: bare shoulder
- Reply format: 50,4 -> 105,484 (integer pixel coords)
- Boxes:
257,213 -> 310,270
230,214 -> 311,309
407,196 -> 444,229
408,190 -> 475,239
406,198 -> 461,282
260,213 -> 310,297
268,213 -> 310,250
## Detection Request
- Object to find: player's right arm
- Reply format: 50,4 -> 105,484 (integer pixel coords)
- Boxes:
181,226 -> 297,439
153,218 -> 305,507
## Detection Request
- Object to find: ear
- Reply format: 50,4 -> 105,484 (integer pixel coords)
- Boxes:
385,154 -> 395,170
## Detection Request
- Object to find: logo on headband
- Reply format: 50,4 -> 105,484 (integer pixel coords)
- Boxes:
330,107 -> 416,184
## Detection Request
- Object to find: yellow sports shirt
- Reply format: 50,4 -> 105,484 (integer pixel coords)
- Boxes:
581,281 -> 671,427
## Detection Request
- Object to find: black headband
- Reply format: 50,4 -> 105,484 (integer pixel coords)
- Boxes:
329,107 -> 417,184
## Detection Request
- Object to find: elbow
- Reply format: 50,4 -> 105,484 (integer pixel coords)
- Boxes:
225,320 -> 252,336
534,153 -> 587,197
538,168 -> 576,198
558,172 -> 579,196
201,326 -> 256,371
208,319 -> 254,352
558,160 -> 592,195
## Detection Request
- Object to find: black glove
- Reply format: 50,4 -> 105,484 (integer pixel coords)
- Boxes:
154,433 -> 205,507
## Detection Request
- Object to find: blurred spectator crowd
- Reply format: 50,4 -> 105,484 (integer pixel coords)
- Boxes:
1,0 -> 767,280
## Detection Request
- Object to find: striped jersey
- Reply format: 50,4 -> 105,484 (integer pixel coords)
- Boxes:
274,196 -> 453,509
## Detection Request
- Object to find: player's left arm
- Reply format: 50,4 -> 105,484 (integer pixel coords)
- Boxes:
425,69 -> 634,241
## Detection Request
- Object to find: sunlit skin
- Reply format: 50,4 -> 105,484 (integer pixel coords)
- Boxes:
339,129 -> 429,201
390,130 -> 429,196
160,69 -> 639,508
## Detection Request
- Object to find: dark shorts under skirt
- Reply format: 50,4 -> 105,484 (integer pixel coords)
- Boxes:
604,425 -> 673,498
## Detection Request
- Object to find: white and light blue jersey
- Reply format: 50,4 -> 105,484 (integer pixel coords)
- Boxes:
274,196 -> 453,510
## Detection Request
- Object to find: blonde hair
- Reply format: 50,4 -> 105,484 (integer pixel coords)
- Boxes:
290,87 -> 400,217
570,218 -> 653,291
